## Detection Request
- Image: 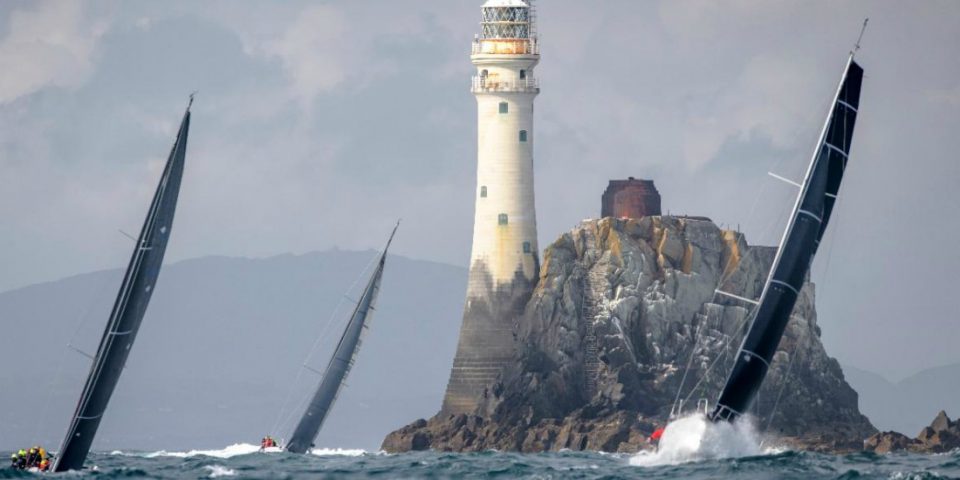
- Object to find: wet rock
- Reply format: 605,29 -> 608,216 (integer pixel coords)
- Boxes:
927,410 -> 952,433
384,217 -> 876,453
864,431 -> 922,454
864,410 -> 960,453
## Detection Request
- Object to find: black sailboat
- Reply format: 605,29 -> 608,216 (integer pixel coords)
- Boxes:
709,51 -> 864,423
53,99 -> 193,471
285,223 -> 398,454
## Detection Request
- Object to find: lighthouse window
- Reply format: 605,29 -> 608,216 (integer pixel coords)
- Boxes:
499,102 -> 509,114
498,213 -> 509,225
519,130 -> 528,142
519,70 -> 526,80
480,186 -> 487,198
523,241 -> 532,253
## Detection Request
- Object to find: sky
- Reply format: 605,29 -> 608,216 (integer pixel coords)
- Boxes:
0,0 -> 958,379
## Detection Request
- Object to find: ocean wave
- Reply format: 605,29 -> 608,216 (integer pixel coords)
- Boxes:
141,443 -> 262,459
57,448 -> 960,478
204,465 -> 236,478
629,413 -> 771,467
309,448 -> 366,457
109,443 -> 367,459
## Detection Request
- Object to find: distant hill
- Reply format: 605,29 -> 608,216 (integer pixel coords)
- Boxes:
843,363 -> 960,435
0,250 -> 467,452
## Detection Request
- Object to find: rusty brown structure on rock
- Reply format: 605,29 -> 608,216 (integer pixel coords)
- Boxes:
601,178 -> 662,219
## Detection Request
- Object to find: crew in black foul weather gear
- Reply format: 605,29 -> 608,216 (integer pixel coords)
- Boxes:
26,447 -> 39,468
10,450 -> 26,470
9,446 -> 49,470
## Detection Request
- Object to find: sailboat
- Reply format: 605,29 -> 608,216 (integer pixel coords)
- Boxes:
708,40 -> 865,423
284,223 -> 399,454
52,99 -> 193,472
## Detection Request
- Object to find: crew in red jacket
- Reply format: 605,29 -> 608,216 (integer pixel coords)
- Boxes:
650,426 -> 666,443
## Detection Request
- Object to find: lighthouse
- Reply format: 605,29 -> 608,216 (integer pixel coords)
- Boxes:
442,0 -> 541,415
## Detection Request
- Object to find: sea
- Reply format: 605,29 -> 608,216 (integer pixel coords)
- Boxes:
4,417 -> 958,479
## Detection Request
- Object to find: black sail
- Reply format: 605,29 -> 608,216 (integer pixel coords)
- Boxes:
54,103 -> 192,471
285,224 -> 398,454
709,57 -> 863,422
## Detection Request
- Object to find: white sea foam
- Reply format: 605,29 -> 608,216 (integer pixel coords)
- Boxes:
204,465 -> 236,478
112,443 -> 367,459
309,448 -> 366,457
142,443 -> 262,459
629,413 -> 768,467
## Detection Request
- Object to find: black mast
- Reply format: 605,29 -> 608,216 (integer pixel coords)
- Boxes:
54,99 -> 192,471
709,55 -> 864,423
285,223 -> 399,454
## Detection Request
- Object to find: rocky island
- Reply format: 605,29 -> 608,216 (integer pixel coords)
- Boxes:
865,411 -> 960,454
383,217 -> 876,453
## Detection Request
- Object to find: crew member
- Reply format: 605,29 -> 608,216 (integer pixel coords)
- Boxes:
260,436 -> 277,450
649,425 -> 666,445
9,454 -> 18,470
27,447 -> 40,468
38,458 -> 50,472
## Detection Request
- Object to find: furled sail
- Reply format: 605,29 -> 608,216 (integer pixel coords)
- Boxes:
285,223 -> 399,454
709,56 -> 863,422
54,100 -> 192,471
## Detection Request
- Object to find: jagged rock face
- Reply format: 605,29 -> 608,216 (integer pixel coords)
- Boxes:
863,431 -> 921,454
866,411 -> 960,453
385,217 -> 875,452
496,217 -> 873,438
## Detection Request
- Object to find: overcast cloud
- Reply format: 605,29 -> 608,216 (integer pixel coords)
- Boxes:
0,0 -> 958,379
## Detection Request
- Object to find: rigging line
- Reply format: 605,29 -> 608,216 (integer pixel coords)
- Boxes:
268,249 -> 382,437
67,155 -> 177,436
764,336 -> 803,432
672,58 -> 839,415
673,226 -> 747,412
673,227 -> 752,414
32,267 -> 117,443
69,232 -> 150,430
673,159 -> 794,413
679,53 -> 853,418
680,308 -> 755,408
819,178 -> 845,293
58,121 -> 184,463
270,299 -> 354,437
670,322 -> 703,416
274,382 -> 319,441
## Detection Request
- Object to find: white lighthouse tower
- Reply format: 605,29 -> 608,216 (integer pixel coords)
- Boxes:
442,0 -> 541,415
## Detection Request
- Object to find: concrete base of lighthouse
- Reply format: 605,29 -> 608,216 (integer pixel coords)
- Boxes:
441,258 -> 539,415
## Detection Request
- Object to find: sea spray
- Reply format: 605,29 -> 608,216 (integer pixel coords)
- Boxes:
630,413 -> 764,467
204,465 -> 237,478
111,443 -> 366,459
